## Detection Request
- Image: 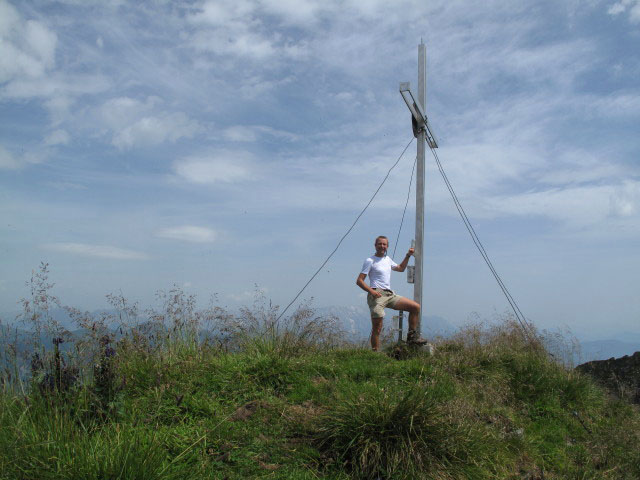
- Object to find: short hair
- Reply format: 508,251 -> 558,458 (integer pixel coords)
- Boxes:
375,235 -> 388,243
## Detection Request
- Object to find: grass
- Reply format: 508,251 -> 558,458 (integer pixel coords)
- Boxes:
313,380 -> 501,479
1,265 -> 640,479
2,338 -> 640,479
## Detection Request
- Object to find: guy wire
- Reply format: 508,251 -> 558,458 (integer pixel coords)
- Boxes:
392,156 -> 417,260
276,137 -> 415,322
428,145 -> 535,341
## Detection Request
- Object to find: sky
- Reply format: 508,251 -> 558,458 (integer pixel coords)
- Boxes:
1,0 -> 639,340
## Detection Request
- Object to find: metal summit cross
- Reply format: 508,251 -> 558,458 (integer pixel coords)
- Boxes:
399,41 -> 438,336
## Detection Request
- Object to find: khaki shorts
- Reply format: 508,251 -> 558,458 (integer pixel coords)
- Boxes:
367,288 -> 402,319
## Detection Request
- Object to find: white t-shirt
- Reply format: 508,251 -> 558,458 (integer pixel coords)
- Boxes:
360,255 -> 398,290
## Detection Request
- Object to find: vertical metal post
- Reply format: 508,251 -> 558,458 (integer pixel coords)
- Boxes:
414,42 -> 426,334
398,310 -> 404,342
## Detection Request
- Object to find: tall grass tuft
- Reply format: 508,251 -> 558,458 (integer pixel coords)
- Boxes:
0,394 -> 197,480
220,289 -> 345,358
314,381 -> 502,479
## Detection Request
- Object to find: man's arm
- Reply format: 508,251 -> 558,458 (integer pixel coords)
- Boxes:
392,247 -> 415,272
356,273 -> 381,297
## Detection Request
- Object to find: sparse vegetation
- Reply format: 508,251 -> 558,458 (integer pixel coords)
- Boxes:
1,264 -> 639,479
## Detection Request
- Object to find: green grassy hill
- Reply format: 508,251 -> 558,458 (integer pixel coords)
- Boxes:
1,265 -> 638,479
1,316 -> 639,480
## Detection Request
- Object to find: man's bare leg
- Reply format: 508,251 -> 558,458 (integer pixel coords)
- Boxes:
392,297 -> 420,328
391,297 -> 428,344
370,317 -> 383,351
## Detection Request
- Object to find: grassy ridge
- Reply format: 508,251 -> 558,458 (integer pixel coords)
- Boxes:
1,321 -> 639,479
1,265 -> 638,478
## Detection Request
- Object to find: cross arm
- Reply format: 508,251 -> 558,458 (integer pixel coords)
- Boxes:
399,82 -> 438,148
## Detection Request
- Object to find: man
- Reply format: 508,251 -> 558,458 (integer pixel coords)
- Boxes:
356,235 -> 428,351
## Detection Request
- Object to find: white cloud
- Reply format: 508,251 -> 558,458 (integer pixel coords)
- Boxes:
608,2 -> 627,15
42,242 -> 148,260
46,181 -> 88,190
0,146 -> 20,169
0,145 -> 44,170
44,129 -> 70,146
590,93 -> 640,118
431,142 -> 542,197
44,96 -> 74,126
0,1 -> 57,83
173,151 -> 255,184
483,180 -> 640,227
223,126 -> 258,142
536,164 -> 623,187
259,0 -> 399,28
99,96 -> 159,128
254,125 -> 299,141
503,40 -> 594,83
608,0 -> 640,22
112,112 -> 201,149
222,124 -> 298,142
2,72 -> 110,99
187,0 -> 309,62
98,96 -> 202,149
156,225 -> 217,243
188,0 -> 277,59
609,180 -> 640,217
189,29 -> 277,59
259,0 -> 326,25
0,0 -> 19,33
236,74 -> 295,99
334,91 -> 355,102
188,0 -> 254,27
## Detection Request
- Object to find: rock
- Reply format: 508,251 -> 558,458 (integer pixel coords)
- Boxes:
576,351 -> 640,404
232,400 -> 262,421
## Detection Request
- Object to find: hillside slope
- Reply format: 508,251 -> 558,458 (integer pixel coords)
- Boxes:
1,318 -> 640,480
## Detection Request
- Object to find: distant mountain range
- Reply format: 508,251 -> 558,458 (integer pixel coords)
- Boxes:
2,305 -> 637,363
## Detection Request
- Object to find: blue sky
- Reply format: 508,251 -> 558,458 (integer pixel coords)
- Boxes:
1,0 -> 639,339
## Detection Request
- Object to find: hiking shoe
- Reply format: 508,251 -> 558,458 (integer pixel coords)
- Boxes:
407,329 -> 429,345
